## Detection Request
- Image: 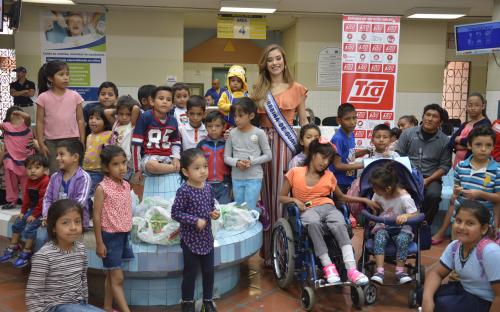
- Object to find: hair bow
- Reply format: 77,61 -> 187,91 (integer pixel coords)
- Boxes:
318,136 -> 337,153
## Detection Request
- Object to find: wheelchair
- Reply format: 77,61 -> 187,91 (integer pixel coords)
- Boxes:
271,202 -> 366,311
355,158 -> 430,308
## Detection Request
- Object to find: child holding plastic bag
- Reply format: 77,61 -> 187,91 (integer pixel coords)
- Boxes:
172,148 -> 220,312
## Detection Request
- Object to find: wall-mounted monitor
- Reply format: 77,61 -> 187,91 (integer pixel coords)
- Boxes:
455,21 -> 500,55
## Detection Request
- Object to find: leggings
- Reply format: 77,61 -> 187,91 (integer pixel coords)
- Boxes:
181,241 -> 214,301
373,229 -> 412,261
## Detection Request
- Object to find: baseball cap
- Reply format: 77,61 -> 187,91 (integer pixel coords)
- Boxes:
13,66 -> 27,73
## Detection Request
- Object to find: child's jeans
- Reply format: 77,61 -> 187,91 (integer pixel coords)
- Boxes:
48,302 -> 104,312
3,159 -> 27,205
87,171 -> 104,217
12,209 -> 41,241
232,178 -> 262,211
181,241 -> 214,301
417,282 -> 491,312
209,181 -> 231,204
373,229 -> 412,261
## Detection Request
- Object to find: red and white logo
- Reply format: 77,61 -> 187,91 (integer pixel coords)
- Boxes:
361,33 -> 367,41
370,64 -> 382,72
343,43 -> 356,52
357,43 -> 370,52
341,73 -> 395,110
347,33 -> 353,40
371,44 -> 383,53
368,111 -> 381,120
367,130 -> 373,139
387,35 -> 396,43
387,54 -> 393,61
383,64 -> 396,73
373,54 -> 380,61
385,24 -> 399,33
354,130 -> 366,138
344,23 -> 357,32
359,23 -> 371,32
381,112 -> 394,120
357,111 -> 367,119
384,44 -> 398,53
356,63 -> 369,72
343,63 -> 355,71
372,24 -> 384,33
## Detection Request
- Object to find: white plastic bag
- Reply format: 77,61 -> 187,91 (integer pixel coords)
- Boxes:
223,208 -> 259,231
136,206 -> 180,245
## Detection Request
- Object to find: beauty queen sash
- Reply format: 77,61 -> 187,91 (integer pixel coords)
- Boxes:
264,91 -> 298,154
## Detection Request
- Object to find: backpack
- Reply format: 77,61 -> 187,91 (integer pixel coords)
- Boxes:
450,237 -> 497,277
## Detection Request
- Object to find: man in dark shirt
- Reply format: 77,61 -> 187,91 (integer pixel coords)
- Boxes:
10,66 -> 36,121
204,79 -> 225,106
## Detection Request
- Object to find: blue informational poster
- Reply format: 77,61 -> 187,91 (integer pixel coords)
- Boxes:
40,11 -> 106,101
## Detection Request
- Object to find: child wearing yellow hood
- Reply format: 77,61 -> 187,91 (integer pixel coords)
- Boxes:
218,65 -> 248,126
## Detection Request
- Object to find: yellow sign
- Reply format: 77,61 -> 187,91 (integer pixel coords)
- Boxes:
217,17 -> 266,40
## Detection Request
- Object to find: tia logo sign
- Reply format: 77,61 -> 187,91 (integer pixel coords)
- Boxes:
341,73 -> 395,110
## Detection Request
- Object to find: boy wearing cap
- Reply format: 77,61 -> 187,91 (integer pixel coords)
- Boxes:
218,65 -> 248,127
10,67 -> 36,121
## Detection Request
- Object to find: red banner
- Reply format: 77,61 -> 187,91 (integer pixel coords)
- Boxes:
341,15 -> 400,147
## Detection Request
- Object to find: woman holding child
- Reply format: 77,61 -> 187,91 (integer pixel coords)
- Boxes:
251,44 -> 308,264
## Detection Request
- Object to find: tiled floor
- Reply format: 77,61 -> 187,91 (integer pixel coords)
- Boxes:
0,230 -> 449,312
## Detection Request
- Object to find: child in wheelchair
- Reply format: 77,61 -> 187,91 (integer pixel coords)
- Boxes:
368,162 -> 418,285
279,138 -> 380,285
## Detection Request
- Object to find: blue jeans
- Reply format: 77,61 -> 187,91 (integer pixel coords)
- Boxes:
87,171 -> 104,216
49,302 -> 104,312
232,178 -> 262,211
12,210 -> 42,240
209,181 -> 231,204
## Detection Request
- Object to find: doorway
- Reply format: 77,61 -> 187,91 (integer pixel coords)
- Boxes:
212,67 -> 230,90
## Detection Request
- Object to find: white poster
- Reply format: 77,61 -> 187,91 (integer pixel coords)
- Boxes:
40,11 -> 106,101
341,15 -> 400,147
317,47 -> 341,87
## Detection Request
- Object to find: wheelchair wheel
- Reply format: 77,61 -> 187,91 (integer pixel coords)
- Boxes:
272,218 -> 295,289
408,287 -> 417,308
364,283 -> 377,305
300,286 -> 315,311
351,286 -> 365,309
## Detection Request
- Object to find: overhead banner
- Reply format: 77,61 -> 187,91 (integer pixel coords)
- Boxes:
217,16 -> 266,39
40,11 -> 106,101
341,15 -> 400,147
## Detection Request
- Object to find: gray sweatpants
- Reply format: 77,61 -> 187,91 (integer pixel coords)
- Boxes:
300,204 -> 351,257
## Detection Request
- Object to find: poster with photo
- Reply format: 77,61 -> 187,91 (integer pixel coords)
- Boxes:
341,15 -> 400,148
40,10 -> 106,101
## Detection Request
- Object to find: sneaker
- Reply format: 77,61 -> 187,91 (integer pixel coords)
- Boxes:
181,301 -> 195,312
1,203 -> 17,210
201,300 -> 217,312
347,268 -> 369,285
13,251 -> 31,268
370,272 -> 384,285
323,263 -> 341,284
396,272 -> 412,284
0,247 -> 17,263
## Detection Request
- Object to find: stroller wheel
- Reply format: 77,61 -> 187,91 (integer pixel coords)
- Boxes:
364,283 -> 377,305
271,218 -> 295,289
351,286 -> 365,309
300,286 -> 315,311
408,287 -> 417,308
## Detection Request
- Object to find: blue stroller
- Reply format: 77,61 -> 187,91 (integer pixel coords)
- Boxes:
357,158 -> 429,308
271,202 -> 365,311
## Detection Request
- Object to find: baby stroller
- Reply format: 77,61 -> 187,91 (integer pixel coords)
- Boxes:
357,158 -> 429,308
271,202 -> 366,311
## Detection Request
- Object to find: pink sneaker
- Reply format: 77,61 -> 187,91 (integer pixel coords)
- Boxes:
323,264 -> 341,284
347,268 -> 368,285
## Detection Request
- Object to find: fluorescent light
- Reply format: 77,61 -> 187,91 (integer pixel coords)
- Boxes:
23,0 -> 75,4
405,8 -> 467,20
407,13 -> 465,19
220,1 -> 276,14
220,7 -> 276,14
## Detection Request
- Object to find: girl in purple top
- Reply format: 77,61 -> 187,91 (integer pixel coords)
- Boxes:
171,148 -> 220,312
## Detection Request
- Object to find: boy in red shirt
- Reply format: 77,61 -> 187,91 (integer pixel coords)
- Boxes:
0,154 -> 49,268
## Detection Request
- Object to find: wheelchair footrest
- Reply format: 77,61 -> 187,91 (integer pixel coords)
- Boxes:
314,279 -> 355,289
